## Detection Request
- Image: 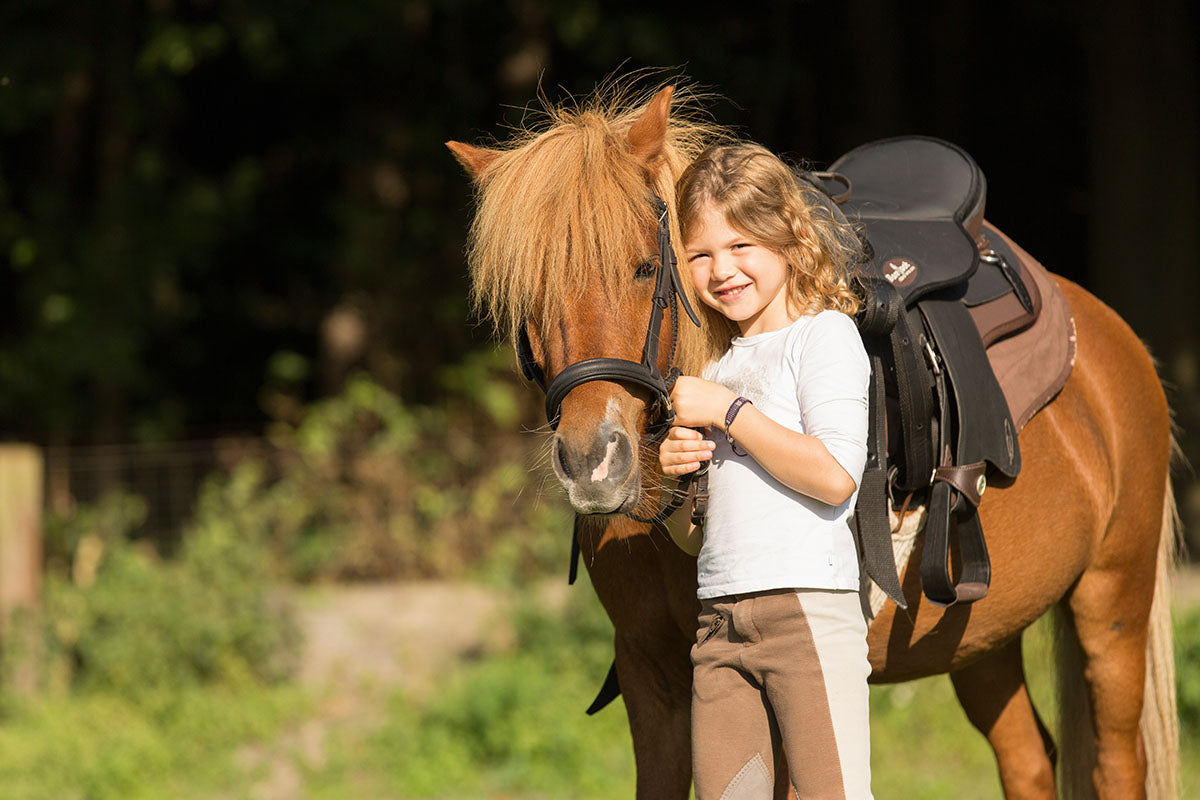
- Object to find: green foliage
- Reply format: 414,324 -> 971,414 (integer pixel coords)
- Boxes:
197,365 -> 570,583
1177,605 -> 1200,738
42,489 -> 299,700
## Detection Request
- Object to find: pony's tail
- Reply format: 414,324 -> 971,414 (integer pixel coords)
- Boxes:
1053,469 -> 1180,799
1141,470 -> 1180,799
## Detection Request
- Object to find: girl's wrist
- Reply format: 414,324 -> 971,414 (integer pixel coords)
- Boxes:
723,396 -> 753,456
715,389 -> 739,430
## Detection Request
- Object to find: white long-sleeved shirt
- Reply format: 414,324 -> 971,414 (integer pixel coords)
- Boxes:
697,310 -> 870,599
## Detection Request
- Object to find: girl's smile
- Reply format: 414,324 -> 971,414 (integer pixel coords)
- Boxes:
685,201 -> 793,336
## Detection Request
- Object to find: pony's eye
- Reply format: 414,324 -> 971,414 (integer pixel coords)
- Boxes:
635,259 -> 658,280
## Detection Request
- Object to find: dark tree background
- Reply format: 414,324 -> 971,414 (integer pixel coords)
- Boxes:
1,1 -> 1197,538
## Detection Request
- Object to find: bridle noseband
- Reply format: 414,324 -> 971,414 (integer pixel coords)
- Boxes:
517,192 -> 705,524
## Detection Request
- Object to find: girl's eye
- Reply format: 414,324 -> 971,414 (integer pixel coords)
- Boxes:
732,243 -> 750,250
635,259 -> 658,280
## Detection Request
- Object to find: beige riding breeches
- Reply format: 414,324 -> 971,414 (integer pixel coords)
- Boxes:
691,588 -> 873,800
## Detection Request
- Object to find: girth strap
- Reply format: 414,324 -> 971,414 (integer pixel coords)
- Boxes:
857,340 -> 908,610
852,276 -> 907,610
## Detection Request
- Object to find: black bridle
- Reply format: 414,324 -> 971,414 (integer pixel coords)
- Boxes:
516,192 -> 705,524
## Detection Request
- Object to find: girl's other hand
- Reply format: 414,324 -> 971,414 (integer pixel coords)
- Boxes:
659,425 -> 716,476
670,376 -> 737,430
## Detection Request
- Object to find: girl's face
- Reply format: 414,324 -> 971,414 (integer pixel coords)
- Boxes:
684,201 -> 792,337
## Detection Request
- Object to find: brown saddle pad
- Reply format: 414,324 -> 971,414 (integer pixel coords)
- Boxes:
976,224 -> 1076,432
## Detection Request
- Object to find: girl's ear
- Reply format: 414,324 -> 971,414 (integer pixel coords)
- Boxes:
445,141 -> 501,178
627,86 -> 674,169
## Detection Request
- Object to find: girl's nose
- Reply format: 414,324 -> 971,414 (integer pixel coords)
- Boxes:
710,254 -> 737,281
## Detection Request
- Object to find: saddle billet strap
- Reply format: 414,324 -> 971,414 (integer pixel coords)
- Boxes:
889,308 -> 936,492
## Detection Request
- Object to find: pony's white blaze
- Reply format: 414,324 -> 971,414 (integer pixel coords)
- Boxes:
604,395 -> 622,423
588,397 -> 626,483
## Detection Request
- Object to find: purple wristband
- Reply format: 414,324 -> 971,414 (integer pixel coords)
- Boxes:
724,396 -> 752,457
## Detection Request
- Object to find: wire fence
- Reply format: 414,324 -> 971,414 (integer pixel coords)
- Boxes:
42,438 -> 264,545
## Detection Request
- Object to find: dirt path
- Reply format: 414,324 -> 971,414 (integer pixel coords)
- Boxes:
243,581 -> 516,800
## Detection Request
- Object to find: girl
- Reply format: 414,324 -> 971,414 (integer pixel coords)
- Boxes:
660,142 -> 873,799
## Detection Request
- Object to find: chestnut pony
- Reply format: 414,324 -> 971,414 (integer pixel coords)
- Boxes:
447,85 -> 1178,799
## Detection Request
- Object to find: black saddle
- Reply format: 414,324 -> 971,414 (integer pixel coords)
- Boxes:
817,136 -> 1036,608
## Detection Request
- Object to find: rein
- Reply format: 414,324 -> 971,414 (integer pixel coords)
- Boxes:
517,192 -> 705,526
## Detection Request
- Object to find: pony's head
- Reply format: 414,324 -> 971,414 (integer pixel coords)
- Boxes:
448,85 -> 718,517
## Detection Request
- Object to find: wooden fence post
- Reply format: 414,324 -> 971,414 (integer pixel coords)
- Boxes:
0,445 -> 43,693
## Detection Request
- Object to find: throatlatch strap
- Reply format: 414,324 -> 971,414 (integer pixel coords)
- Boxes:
568,514 -> 581,586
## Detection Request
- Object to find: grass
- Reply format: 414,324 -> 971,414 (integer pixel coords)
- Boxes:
0,683 -> 309,800
1,582 -> 1195,798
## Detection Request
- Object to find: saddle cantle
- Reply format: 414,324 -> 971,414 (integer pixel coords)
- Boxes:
817,136 -> 1072,608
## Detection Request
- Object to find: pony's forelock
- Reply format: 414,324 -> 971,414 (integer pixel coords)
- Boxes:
462,82 -> 723,377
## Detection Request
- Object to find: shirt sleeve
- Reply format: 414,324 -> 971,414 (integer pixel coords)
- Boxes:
794,311 -> 870,490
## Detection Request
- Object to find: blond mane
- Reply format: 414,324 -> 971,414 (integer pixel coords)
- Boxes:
462,82 -> 725,376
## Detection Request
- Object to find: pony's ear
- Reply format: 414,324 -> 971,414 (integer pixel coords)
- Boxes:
445,141 -> 500,178
626,86 -> 674,169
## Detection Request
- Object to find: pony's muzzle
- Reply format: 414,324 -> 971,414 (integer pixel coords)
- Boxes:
551,422 -> 636,514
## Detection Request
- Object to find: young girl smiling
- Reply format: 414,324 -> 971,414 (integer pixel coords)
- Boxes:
660,142 -> 873,799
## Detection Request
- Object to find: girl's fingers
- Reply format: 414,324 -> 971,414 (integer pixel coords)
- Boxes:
660,426 -> 715,475
662,442 -> 714,461
667,425 -> 703,441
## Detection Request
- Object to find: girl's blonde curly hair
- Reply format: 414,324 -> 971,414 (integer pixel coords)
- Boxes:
676,142 -> 864,364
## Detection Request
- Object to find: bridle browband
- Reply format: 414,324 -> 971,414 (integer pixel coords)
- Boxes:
517,192 -> 705,525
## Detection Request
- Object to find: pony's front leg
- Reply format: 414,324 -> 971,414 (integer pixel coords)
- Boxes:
580,515 -> 699,799
615,627 -> 695,799
949,637 -> 1056,798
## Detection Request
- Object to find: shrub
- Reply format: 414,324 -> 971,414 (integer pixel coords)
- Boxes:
199,353 -> 572,583
42,489 -> 299,700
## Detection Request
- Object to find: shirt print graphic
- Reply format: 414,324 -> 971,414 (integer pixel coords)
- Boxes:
721,364 -> 772,408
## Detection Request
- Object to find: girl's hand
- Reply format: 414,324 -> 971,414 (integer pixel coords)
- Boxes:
670,376 -> 738,430
659,425 -> 716,476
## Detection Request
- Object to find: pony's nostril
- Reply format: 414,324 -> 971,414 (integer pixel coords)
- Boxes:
555,439 -> 573,480
609,431 -> 620,444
